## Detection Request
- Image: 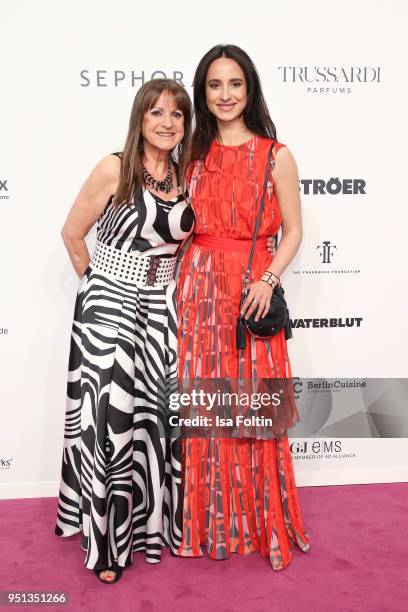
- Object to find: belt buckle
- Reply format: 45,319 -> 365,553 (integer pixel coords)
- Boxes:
146,256 -> 160,286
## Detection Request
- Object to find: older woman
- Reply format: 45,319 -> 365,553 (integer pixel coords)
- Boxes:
55,79 -> 194,583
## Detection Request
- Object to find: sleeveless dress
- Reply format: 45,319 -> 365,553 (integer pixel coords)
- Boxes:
55,154 -> 195,570
175,136 -> 310,569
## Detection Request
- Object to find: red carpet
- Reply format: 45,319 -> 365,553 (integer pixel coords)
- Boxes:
1,483 -> 406,612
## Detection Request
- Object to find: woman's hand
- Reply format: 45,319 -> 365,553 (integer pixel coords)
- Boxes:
267,235 -> 277,256
240,280 -> 274,322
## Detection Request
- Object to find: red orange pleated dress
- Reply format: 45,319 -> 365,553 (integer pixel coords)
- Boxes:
175,135 -> 310,569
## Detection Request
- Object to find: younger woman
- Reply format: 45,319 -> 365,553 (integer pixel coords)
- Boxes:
175,45 -> 310,570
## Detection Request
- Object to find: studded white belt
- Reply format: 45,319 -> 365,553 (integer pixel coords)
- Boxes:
90,241 -> 177,286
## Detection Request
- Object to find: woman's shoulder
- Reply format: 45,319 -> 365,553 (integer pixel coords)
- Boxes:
91,153 -> 121,183
255,135 -> 286,153
256,137 -> 297,170
253,137 -> 298,181
83,155 -> 121,220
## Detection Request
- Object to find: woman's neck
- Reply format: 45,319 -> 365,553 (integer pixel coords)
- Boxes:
143,142 -> 170,179
216,118 -> 253,146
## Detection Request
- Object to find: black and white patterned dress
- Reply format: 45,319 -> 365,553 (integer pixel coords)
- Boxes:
55,154 -> 195,570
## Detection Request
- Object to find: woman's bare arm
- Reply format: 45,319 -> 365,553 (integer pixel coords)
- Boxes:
266,146 -> 302,278
61,155 -> 121,277
241,146 -> 302,320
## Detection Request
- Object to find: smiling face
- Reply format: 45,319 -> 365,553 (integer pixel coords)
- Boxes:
205,57 -> 248,124
142,90 -> 185,151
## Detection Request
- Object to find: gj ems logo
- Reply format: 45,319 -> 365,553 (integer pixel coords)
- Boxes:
0,179 -> 9,200
277,66 -> 381,95
80,69 -> 185,88
290,441 -> 342,454
317,241 -> 336,264
299,178 -> 366,195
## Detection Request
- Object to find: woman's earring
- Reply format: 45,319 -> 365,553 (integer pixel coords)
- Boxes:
177,142 -> 183,159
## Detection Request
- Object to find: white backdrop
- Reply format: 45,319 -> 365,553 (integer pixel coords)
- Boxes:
1,0 -> 408,498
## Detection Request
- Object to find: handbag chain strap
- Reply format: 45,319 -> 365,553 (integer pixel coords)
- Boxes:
243,143 -> 275,289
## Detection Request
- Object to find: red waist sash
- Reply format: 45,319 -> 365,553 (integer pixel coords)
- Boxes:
194,234 -> 268,253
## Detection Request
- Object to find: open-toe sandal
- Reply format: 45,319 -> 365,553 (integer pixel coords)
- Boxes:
94,562 -> 123,584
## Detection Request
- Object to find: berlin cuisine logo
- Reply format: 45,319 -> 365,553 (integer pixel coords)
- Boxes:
277,66 -> 381,94
292,241 -> 360,276
293,378 -> 367,397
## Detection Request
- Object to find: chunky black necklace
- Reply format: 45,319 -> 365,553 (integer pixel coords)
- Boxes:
143,159 -> 173,194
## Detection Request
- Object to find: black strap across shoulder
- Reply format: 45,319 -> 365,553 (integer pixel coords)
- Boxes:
243,143 -> 275,288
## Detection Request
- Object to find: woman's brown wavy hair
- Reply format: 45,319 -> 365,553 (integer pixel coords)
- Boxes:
114,79 -> 192,206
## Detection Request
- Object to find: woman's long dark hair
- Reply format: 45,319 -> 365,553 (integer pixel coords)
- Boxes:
192,44 -> 277,161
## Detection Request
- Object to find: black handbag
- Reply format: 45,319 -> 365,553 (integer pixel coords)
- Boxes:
236,144 -> 293,350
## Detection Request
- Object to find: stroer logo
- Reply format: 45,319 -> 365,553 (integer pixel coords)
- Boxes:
299,178 -> 366,195
290,317 -> 363,329
277,66 -> 381,94
0,179 -> 9,200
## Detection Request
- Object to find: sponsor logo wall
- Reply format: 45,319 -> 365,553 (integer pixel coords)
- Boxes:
277,65 -> 381,95
0,0 -> 407,498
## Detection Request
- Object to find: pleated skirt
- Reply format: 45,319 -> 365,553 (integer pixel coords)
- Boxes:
175,239 -> 310,569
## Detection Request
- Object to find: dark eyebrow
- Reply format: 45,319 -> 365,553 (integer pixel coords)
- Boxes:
207,78 -> 244,82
